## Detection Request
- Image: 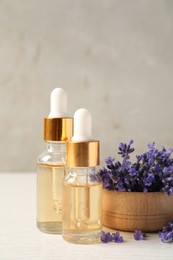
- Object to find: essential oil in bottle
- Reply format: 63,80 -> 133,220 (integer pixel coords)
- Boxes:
62,108 -> 102,243
37,88 -> 73,234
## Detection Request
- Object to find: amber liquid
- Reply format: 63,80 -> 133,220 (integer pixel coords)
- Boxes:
37,164 -> 64,234
62,182 -> 102,244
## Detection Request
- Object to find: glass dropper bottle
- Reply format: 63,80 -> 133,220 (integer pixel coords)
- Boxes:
62,108 -> 102,243
37,88 -> 73,234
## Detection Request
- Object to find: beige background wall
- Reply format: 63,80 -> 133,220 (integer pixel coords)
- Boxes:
0,0 -> 173,171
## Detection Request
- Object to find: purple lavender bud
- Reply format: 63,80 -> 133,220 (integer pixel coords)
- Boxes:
129,168 -> 137,176
144,173 -> 155,187
112,232 -> 124,243
162,225 -> 171,233
128,138 -> 134,146
148,142 -> 155,150
134,230 -> 145,241
160,231 -> 173,243
122,160 -> 131,169
100,231 -> 112,243
105,157 -> 115,165
103,178 -> 110,189
159,220 -> 173,243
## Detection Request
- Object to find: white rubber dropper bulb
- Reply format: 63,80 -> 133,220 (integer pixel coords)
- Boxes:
48,88 -> 68,118
72,108 -> 92,141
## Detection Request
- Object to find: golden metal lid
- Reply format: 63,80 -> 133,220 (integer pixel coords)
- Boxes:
44,117 -> 73,141
67,140 -> 99,167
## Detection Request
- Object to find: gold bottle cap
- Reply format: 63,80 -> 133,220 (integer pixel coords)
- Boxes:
67,140 -> 99,167
44,117 -> 73,141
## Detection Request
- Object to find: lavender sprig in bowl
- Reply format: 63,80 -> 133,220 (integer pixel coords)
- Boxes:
100,140 -> 173,232
99,139 -> 173,195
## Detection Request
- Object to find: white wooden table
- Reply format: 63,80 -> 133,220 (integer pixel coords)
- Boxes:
0,173 -> 172,260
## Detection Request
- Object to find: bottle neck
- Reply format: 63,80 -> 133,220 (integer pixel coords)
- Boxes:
65,166 -> 101,184
46,141 -> 66,154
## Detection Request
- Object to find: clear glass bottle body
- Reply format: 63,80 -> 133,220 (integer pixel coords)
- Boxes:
62,166 -> 102,244
37,141 -> 66,234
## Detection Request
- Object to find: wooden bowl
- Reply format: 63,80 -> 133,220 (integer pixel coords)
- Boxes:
102,189 -> 173,232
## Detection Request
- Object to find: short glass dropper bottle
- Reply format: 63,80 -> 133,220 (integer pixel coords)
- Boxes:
62,108 -> 102,243
37,88 -> 73,234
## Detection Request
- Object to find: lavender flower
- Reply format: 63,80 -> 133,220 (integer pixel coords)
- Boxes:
134,230 -> 145,241
98,139 -> 173,195
100,231 -> 112,243
129,168 -> 137,177
118,139 -> 134,159
100,231 -> 124,243
105,157 -> 115,165
112,232 -> 124,243
159,220 -> 173,243
160,231 -> 173,243
143,173 -> 155,187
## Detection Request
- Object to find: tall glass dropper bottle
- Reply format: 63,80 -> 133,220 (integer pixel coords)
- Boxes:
62,108 -> 102,243
37,88 -> 73,234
